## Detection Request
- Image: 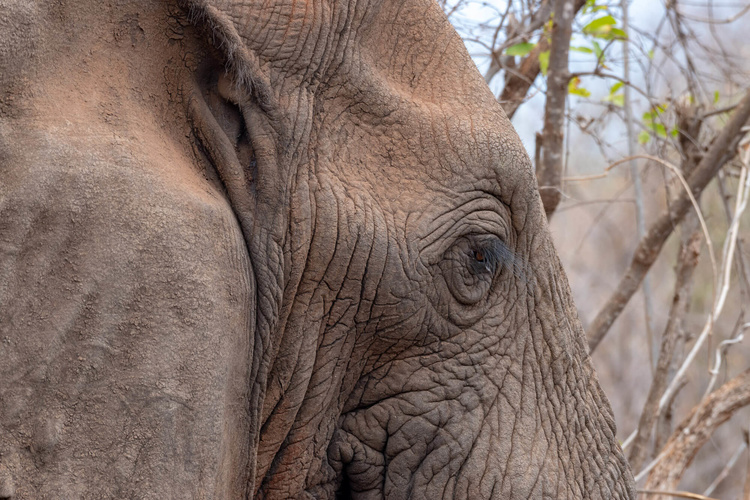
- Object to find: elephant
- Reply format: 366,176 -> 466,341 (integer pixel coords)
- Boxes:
0,0 -> 635,498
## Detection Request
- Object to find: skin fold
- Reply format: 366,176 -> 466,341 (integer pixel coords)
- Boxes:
0,0 -> 635,498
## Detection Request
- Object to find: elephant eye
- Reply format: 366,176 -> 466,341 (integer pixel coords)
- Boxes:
440,236 -> 514,306
468,240 -> 506,276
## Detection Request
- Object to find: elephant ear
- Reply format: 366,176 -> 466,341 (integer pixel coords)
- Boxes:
180,0 -> 287,216
180,0 -> 277,107
179,1 -> 297,494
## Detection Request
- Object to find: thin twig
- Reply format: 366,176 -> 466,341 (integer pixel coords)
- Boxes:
638,490 -> 719,500
701,104 -> 738,119
671,2 -> 750,24
628,211 -> 702,473
704,324 -> 747,397
743,429 -> 750,500
645,368 -> 750,491
588,88 -> 750,352
574,153 -> 719,295
660,162 -> 750,411
702,441 -> 746,496
622,0 -> 656,370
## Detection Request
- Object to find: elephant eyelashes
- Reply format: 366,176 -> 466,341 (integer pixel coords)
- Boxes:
468,238 -> 512,277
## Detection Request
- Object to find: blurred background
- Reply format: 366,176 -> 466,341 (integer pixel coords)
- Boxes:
439,0 -> 750,497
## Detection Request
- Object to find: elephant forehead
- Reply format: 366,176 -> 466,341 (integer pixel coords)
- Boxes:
216,0 -> 529,186
214,0 -> 340,77
218,0 -> 507,115
319,1 -> 530,191
315,93 -> 533,206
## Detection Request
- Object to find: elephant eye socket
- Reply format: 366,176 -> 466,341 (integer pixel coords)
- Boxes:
439,236 -> 514,306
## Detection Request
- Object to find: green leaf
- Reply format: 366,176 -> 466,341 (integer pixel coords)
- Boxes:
592,41 -> 604,63
538,50 -> 550,76
714,90 -> 720,104
593,25 -> 613,38
570,46 -> 594,54
570,87 -> 592,97
505,42 -> 535,57
583,0 -> 607,13
638,130 -> 651,144
648,49 -> 655,59
670,127 -> 680,138
653,123 -> 667,138
583,15 -> 616,35
606,27 -> 628,40
568,77 -> 592,97
610,81 -> 624,94
603,93 -> 624,106
643,104 -> 668,124
641,105 -> 669,138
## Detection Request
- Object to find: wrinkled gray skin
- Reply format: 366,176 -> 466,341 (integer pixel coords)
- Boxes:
0,0 -> 634,498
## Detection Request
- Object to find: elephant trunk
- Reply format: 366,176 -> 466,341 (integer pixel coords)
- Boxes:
329,378 -> 632,499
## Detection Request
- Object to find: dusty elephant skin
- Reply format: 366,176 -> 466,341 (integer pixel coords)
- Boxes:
0,0 -> 635,498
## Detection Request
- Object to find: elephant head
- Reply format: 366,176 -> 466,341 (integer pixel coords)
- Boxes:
0,0 -> 634,498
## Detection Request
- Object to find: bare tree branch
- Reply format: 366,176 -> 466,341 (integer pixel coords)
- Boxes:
536,0 -> 576,218
672,2 -> 750,25
588,88 -> 750,352
499,39 -> 548,119
743,430 -> 750,500
643,368 -> 750,495
498,0 -> 586,119
638,490 -> 716,500
627,213 -> 701,472
657,163 -> 750,410
638,490 -> 719,500
703,440 -> 746,496
653,377 -> 687,455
